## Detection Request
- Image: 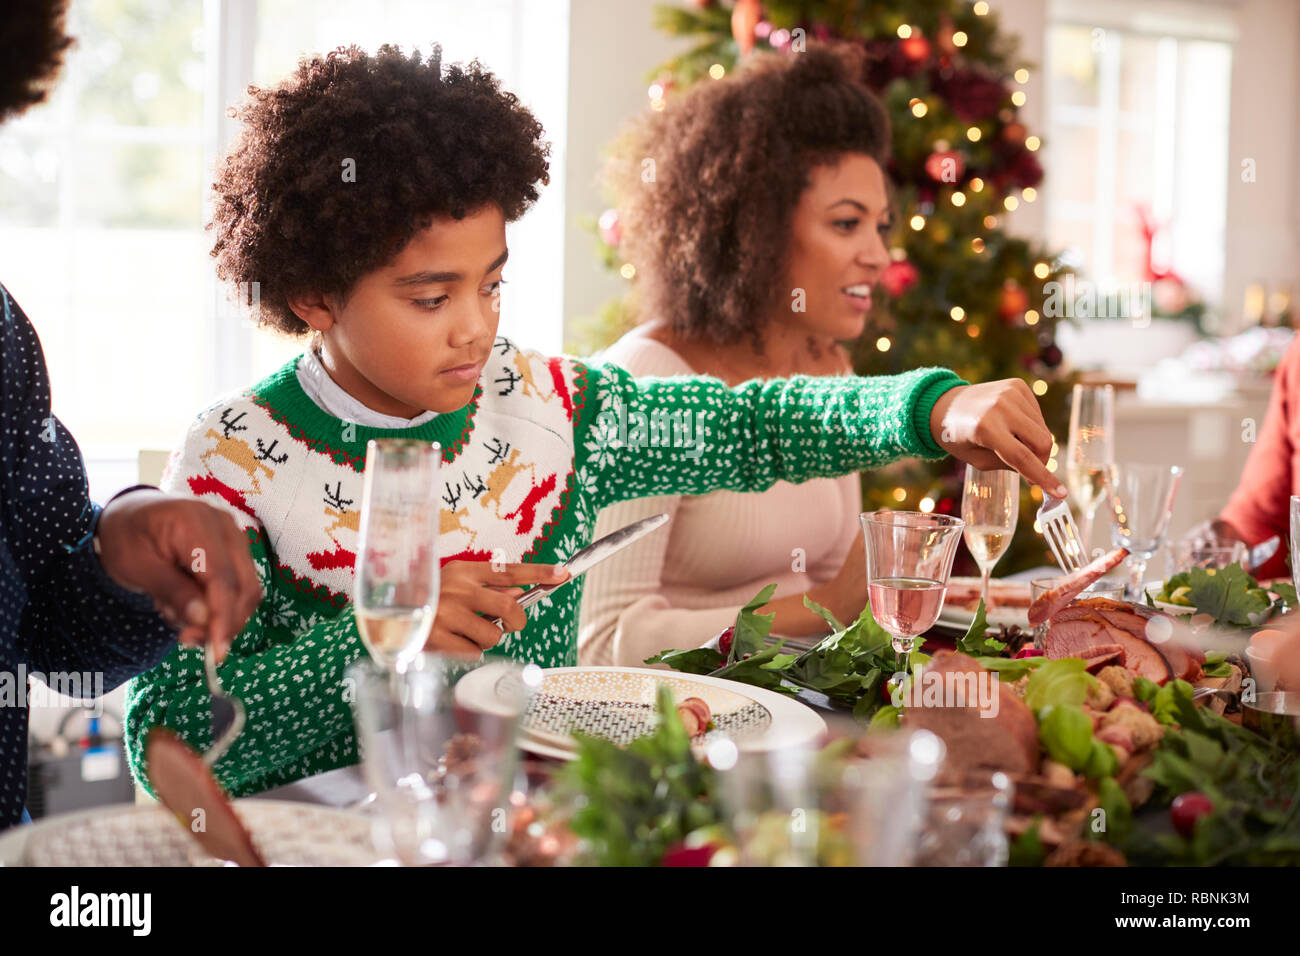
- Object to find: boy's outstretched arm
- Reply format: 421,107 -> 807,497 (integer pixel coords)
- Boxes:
578,360 -> 1062,510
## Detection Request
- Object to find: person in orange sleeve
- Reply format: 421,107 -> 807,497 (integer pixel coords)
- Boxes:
1187,335 -> 1300,582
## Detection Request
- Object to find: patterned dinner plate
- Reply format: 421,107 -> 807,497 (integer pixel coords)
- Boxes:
2,800 -> 385,867
455,664 -> 827,759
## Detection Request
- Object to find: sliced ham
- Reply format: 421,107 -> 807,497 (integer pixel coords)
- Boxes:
1026,547 -> 1129,626
146,728 -> 265,867
1077,642 -> 1126,673
1053,598 -> 1204,682
1044,602 -> 1174,684
901,651 -> 1040,776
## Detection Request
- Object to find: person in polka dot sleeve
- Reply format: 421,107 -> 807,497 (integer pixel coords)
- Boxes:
0,1 -> 263,831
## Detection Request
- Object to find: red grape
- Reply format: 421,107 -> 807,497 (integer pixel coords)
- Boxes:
1170,792 -> 1214,837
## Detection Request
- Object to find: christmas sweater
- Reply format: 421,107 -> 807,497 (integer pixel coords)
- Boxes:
124,336 -> 965,797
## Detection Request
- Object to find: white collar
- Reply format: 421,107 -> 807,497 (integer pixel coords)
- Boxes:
295,347 -> 438,429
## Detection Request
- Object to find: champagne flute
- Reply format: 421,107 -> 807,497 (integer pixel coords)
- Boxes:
354,439 -> 442,671
860,510 -> 965,665
960,466 -> 1020,612
1067,384 -> 1115,562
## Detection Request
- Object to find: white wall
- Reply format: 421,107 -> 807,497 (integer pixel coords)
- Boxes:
562,0 -> 688,340
1222,0 -> 1300,334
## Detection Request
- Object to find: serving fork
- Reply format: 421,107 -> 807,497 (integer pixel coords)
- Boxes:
1037,493 -> 1087,573
203,641 -> 245,767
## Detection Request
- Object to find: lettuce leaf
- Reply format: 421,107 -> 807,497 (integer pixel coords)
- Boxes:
1183,564 -> 1271,626
1038,703 -> 1094,770
1024,657 -> 1095,712
955,598 -> 1006,656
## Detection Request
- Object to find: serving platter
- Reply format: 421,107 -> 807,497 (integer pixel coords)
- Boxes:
455,664 -> 827,760
0,800 -> 384,867
936,577 -> 1033,631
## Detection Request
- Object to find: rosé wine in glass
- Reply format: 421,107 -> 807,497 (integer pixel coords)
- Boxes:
860,510 -> 965,662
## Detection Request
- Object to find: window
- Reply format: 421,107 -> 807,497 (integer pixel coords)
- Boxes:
1044,0 -> 1233,304
0,0 -> 568,501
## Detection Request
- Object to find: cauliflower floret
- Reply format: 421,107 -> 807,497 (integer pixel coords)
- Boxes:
1096,665 -> 1134,699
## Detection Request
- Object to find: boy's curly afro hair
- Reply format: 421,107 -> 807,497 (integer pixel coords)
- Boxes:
0,0 -> 74,123
605,43 -> 890,348
210,44 -> 551,335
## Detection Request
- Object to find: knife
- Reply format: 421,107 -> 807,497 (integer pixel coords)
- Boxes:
489,513 -> 670,627
1246,535 -> 1281,572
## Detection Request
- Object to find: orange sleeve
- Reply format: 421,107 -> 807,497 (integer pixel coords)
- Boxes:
1219,336 -> 1300,579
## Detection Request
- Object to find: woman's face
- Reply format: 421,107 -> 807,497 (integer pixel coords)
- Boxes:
777,153 -> 893,342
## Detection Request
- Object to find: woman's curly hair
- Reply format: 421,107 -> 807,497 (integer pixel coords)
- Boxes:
0,0 -> 73,123
605,43 -> 890,348
210,44 -> 551,335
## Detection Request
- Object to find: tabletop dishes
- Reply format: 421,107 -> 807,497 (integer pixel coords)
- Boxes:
454,664 -> 827,760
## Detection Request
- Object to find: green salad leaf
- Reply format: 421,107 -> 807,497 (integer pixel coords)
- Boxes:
1009,822 -> 1048,866
1201,651 -> 1232,679
1156,564 -> 1272,626
955,598 -> 1006,656
731,582 -> 778,660
1038,703 -> 1094,770
1023,657 -> 1095,712
554,685 -> 721,867
643,646 -> 724,674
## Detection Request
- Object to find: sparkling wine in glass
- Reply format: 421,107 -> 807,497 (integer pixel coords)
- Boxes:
354,439 -> 442,670
961,466 -> 1020,612
1067,385 -> 1115,561
860,511 -> 965,663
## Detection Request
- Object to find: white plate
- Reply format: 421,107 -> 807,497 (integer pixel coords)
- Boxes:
935,577 -> 1032,631
456,664 -> 827,760
0,799 -> 385,867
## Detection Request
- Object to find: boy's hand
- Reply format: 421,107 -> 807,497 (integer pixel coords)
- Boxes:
929,380 -> 1068,498
428,561 -> 569,657
95,489 -> 262,660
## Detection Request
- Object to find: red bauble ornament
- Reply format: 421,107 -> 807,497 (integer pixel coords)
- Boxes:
731,0 -> 762,55
936,16 -> 958,55
925,150 -> 965,184
1003,121 -> 1028,144
880,260 -> 920,298
900,33 -> 931,62
999,280 -> 1029,320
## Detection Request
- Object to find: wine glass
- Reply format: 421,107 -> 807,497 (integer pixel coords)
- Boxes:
354,439 -> 442,671
960,466 -> 1020,612
860,510 -> 965,664
1105,463 -> 1183,600
1067,385 -> 1115,561
349,655 -> 527,866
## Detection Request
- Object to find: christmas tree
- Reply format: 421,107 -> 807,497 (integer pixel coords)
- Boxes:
570,0 -> 1077,574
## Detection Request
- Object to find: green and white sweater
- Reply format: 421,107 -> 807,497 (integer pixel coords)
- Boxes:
124,336 -> 965,797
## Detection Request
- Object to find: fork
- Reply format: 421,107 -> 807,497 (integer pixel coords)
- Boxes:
203,641 -> 245,767
1037,494 -> 1087,572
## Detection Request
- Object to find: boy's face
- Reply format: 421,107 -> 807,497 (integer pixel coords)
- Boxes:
296,204 -> 507,418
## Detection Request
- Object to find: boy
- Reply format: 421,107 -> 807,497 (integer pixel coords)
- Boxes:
125,44 -> 1062,797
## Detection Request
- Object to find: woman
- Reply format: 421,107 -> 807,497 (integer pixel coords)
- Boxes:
579,45 -> 1052,665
